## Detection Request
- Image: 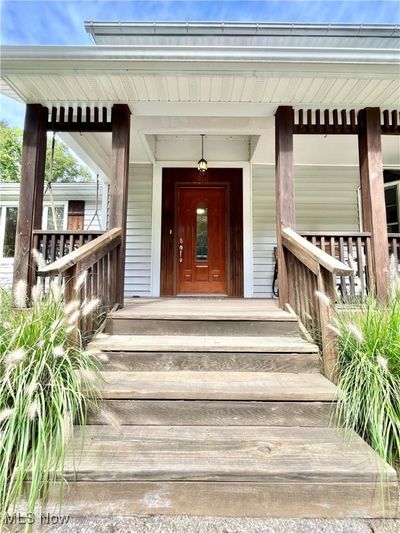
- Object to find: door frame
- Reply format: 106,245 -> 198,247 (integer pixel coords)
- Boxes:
159,168 -> 243,297
151,161 -> 253,297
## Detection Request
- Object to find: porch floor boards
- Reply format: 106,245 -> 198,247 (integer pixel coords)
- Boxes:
111,297 -> 295,321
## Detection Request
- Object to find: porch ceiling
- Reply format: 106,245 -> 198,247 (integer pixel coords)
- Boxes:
2,70 -> 399,109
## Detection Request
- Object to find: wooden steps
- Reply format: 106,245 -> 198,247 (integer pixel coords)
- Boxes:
97,351 -> 321,372
90,334 -> 318,353
53,299 -> 398,518
88,400 -> 334,427
64,426 -> 396,483
46,425 -> 397,518
97,371 -> 336,400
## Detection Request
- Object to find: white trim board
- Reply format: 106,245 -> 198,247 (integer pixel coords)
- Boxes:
150,161 -> 253,298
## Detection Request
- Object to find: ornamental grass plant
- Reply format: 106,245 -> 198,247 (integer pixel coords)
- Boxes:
0,278 -> 101,527
334,276 -> 400,468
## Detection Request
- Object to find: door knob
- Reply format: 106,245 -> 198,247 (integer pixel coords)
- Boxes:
179,238 -> 184,263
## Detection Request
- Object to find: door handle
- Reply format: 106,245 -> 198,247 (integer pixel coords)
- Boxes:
179,238 -> 184,263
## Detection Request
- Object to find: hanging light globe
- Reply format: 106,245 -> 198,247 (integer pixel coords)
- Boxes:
197,134 -> 207,173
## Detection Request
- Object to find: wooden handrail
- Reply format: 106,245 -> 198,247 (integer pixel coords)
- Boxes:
281,227 -> 355,383
33,230 -> 104,236
37,227 -> 123,340
300,231 -> 372,238
38,228 -> 122,275
282,227 -> 354,276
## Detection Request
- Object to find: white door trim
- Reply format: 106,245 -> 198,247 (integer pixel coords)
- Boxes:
150,161 -> 253,297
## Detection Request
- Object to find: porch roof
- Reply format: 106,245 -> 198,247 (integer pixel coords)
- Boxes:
1,22 -> 399,178
85,21 -> 400,50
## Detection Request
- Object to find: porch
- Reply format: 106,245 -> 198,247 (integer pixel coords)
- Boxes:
3,21 -> 400,520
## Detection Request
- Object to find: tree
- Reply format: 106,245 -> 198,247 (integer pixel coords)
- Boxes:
0,121 -> 94,183
45,137 -> 94,183
0,121 -> 22,182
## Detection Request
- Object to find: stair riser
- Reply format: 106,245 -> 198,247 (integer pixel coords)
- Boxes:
88,400 -> 334,427
98,352 -> 320,373
105,318 -> 299,337
35,481 -> 399,518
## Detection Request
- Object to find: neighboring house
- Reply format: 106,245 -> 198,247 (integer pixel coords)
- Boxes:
0,181 -> 108,287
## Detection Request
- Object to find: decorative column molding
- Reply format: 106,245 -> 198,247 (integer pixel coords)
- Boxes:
358,107 -> 390,301
275,106 -> 295,308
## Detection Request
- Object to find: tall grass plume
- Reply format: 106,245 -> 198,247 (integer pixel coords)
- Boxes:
0,285 -> 100,527
335,283 -> 400,467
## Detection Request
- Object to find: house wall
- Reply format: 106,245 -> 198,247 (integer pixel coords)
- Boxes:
252,165 -> 361,298
124,164 -> 153,297
0,183 -> 106,288
123,163 -> 361,298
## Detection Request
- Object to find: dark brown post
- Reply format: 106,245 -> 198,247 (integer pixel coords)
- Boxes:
109,104 -> 131,305
13,104 -> 47,297
358,107 -> 389,301
275,106 -> 295,308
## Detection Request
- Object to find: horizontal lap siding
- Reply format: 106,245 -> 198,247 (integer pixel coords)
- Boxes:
252,165 -> 360,298
124,164 -> 153,297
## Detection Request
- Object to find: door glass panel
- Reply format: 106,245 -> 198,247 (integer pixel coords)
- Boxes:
3,207 -> 18,258
196,205 -> 208,261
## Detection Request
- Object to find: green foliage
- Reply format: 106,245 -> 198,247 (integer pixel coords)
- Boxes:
335,287 -> 400,467
0,121 -> 94,183
0,121 -> 22,182
0,284 -> 100,527
44,137 -> 94,183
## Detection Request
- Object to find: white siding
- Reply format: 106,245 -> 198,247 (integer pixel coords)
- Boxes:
124,164 -> 153,297
252,165 -> 360,298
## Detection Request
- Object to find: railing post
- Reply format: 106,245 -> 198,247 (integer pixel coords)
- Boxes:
13,104 -> 47,299
275,106 -> 295,308
109,104 -> 131,306
358,107 -> 390,302
275,106 -> 295,309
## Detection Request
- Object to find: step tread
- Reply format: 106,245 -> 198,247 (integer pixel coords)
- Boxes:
98,371 -> 336,400
89,335 -> 318,353
64,425 -> 396,483
110,298 -> 297,321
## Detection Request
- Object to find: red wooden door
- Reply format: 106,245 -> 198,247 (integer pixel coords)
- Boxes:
177,186 -> 227,294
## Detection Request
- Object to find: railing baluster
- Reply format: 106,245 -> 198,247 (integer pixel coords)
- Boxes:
356,237 -> 365,296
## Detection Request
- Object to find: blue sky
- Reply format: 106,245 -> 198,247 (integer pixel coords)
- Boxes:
1,0 -> 399,126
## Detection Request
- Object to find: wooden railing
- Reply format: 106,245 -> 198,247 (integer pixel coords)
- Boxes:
32,230 -> 104,265
37,228 -> 122,339
388,233 -> 400,274
282,227 -> 353,381
300,231 -> 372,300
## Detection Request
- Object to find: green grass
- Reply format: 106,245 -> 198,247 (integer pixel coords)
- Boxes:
334,287 -> 400,467
0,281 -> 100,527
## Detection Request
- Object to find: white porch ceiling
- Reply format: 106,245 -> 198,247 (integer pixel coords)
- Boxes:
3,72 -> 399,108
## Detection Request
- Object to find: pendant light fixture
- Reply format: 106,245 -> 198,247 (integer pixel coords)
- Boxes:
197,134 -> 207,174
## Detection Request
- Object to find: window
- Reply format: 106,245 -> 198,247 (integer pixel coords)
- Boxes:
385,183 -> 400,234
42,204 -> 67,230
0,207 -> 18,258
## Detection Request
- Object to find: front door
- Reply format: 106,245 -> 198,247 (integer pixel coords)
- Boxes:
177,186 -> 227,294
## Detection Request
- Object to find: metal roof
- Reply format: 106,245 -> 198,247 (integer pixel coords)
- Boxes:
84,21 -> 400,49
